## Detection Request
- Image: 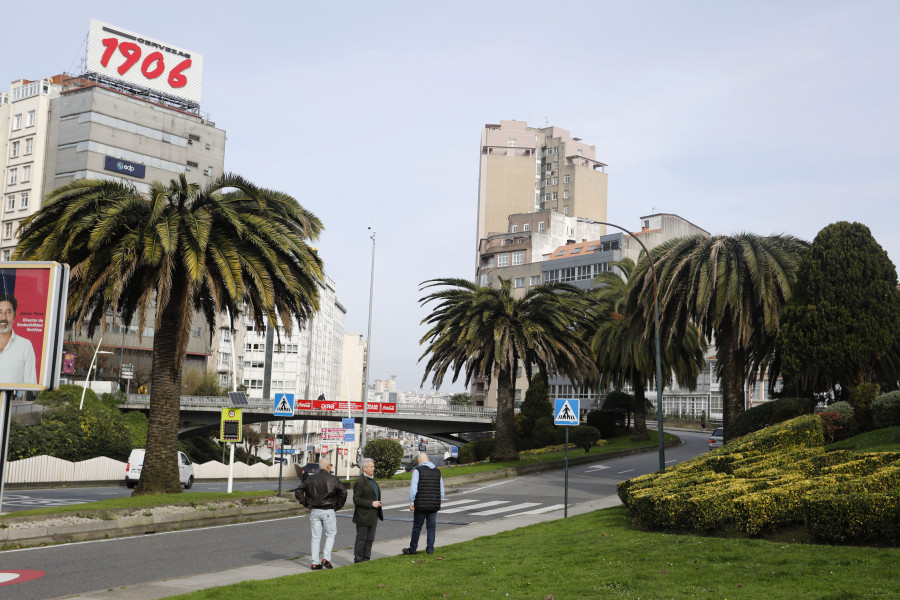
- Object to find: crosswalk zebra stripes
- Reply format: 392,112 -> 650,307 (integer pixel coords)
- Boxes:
382,498 -> 566,518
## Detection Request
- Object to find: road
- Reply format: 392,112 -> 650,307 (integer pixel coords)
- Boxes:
2,431 -> 709,600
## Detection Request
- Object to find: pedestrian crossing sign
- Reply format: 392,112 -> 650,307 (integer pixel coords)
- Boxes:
273,393 -> 295,417
554,398 -> 579,426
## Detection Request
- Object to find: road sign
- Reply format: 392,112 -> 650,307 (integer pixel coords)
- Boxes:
273,393 -> 295,417
450,446 -> 459,458
220,408 -> 243,442
554,398 -> 579,426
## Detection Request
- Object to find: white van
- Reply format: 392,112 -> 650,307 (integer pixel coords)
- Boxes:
125,449 -> 195,489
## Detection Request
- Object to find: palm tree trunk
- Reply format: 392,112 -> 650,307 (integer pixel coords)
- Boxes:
134,285 -> 192,495
717,324 -> 746,433
491,367 -> 519,461
631,378 -> 650,441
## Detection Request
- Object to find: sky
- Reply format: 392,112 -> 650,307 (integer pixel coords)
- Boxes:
4,1 -> 899,394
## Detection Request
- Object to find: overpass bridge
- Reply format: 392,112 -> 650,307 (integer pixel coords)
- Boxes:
120,395 -> 496,446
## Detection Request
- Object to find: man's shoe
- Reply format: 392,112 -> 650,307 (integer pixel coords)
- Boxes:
401,547 -> 417,555
321,559 -> 334,569
426,549 -> 434,554
311,563 -> 323,570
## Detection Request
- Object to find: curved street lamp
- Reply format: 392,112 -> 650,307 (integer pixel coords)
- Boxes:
595,221 -> 666,471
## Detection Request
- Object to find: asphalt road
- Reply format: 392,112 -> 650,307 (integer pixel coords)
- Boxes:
2,431 -> 709,600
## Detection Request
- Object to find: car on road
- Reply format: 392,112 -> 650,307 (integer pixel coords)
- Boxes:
125,449 -> 194,489
299,462 -> 320,482
707,428 -> 724,450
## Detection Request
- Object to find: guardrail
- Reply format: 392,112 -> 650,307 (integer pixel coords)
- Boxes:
122,395 -> 497,419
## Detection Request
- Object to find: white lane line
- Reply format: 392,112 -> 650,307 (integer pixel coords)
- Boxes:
505,504 -> 565,517
383,498 -> 480,511
470,502 -> 540,516
441,500 -> 509,514
665,459 -> 678,464
585,465 -> 610,472
461,479 -> 518,494
617,469 -> 634,474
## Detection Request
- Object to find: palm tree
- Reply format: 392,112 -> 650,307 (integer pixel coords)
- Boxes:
625,234 -> 807,431
14,174 -> 324,494
588,258 -> 705,440
419,277 -> 597,461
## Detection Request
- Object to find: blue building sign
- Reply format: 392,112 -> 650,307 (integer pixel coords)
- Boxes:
104,156 -> 146,179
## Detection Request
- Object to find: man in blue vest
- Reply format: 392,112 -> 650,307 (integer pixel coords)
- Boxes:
402,452 -> 445,555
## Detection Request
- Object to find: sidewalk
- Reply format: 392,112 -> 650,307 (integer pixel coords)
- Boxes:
54,493 -> 624,600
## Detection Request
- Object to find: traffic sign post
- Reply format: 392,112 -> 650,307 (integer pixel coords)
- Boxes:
272,394 -> 294,495
554,398 -> 580,518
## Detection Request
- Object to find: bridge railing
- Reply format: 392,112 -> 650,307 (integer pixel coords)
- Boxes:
123,394 -> 497,418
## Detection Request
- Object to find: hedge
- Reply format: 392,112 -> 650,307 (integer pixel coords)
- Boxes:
617,415 -> 900,543
872,391 -> 900,428
828,401 -> 856,439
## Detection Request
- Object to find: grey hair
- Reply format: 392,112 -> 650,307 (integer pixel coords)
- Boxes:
359,457 -> 374,469
318,457 -> 332,470
417,452 -> 430,463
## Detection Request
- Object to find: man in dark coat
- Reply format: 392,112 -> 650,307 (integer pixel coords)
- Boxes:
351,457 -> 383,563
402,452 -> 444,555
296,457 -> 346,570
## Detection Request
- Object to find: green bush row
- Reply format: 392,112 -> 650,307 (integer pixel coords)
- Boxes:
617,415 -> 900,544
872,391 -> 900,428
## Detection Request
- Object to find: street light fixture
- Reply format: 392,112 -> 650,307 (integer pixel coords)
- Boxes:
79,336 -> 115,409
596,221 -> 666,472
360,226 -> 376,455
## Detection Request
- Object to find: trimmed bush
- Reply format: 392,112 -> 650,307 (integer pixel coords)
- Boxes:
570,425 -> 601,453
803,490 -> 900,544
872,391 -> 900,428
727,397 -> 813,440
362,438 -> 404,478
585,409 -> 618,439
828,401 -> 856,439
459,437 -> 494,464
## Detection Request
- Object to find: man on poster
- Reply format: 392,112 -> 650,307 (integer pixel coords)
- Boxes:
0,294 -> 36,385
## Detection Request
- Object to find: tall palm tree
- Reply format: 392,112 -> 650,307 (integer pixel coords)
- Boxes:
625,234 -> 807,431
588,258 -> 705,440
419,277 -> 597,461
14,174 -> 324,494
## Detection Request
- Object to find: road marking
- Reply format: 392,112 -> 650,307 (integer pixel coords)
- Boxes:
585,465 -> 609,472
665,459 -> 678,464
470,502 -> 540,516
461,479 -> 518,494
383,498 -> 480,511
441,500 -> 509,514
617,469 -> 634,474
505,504 -> 565,517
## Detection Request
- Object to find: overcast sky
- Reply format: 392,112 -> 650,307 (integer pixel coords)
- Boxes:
5,1 -> 899,393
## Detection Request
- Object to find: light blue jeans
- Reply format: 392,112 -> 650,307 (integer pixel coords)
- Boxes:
309,508 -> 337,564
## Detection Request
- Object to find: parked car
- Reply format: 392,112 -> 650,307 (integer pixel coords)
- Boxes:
708,428 -> 724,451
299,462 -> 320,482
125,449 -> 194,489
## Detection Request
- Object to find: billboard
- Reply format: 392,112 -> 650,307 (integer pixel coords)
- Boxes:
0,262 -> 69,391
86,19 -> 204,104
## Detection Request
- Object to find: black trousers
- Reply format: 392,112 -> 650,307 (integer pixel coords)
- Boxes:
354,522 -> 378,562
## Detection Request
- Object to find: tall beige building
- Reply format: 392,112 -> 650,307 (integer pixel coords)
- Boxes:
476,120 -> 608,250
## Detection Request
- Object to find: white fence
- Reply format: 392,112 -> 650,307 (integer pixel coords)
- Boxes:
5,455 -> 293,484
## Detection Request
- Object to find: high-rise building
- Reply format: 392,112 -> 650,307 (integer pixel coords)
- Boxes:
476,120 -> 608,250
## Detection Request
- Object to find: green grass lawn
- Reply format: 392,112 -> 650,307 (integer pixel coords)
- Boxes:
0,490 -> 277,519
826,426 -> 900,453
162,505 -> 899,600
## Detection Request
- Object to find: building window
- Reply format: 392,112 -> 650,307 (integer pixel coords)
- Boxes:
3,222 -> 13,239
10,141 -> 19,158
523,223 -> 530,232
530,275 -> 540,286
510,225 -> 518,233
514,277 -> 525,288
552,192 -> 557,200
22,166 -> 30,183
552,177 -> 558,185
563,190 -> 569,199
538,221 -> 545,233
507,138 -> 516,147
515,389 -> 522,401
564,174 -> 570,183
483,256 -> 494,268
1,250 -> 9,261
24,138 -> 33,155
20,192 -> 28,209
26,111 -> 35,127
512,251 -> 524,265
189,134 -> 201,142
480,274 -> 490,286
497,253 -> 509,267
8,169 -> 16,185
643,219 -> 650,229
564,206 -> 569,215
12,114 -> 22,130
6,195 -> 14,210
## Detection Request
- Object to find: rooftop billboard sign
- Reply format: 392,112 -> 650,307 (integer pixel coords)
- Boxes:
86,19 -> 203,104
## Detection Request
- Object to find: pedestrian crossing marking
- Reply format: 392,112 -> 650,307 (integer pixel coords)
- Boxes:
585,465 -> 610,472
441,500 -> 509,514
504,504 -> 566,517
470,502 -> 541,516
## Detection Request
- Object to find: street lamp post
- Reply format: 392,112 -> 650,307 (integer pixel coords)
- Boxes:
596,222 -> 666,472
360,227 -> 376,455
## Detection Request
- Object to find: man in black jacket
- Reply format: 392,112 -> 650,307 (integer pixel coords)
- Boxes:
296,457 -> 346,569
402,452 -> 445,555
351,457 -> 383,563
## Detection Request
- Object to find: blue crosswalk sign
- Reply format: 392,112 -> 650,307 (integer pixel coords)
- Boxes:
273,393 -> 295,417
554,398 -> 579,426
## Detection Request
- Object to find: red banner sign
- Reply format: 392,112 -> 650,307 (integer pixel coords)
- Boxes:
295,399 -> 396,414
